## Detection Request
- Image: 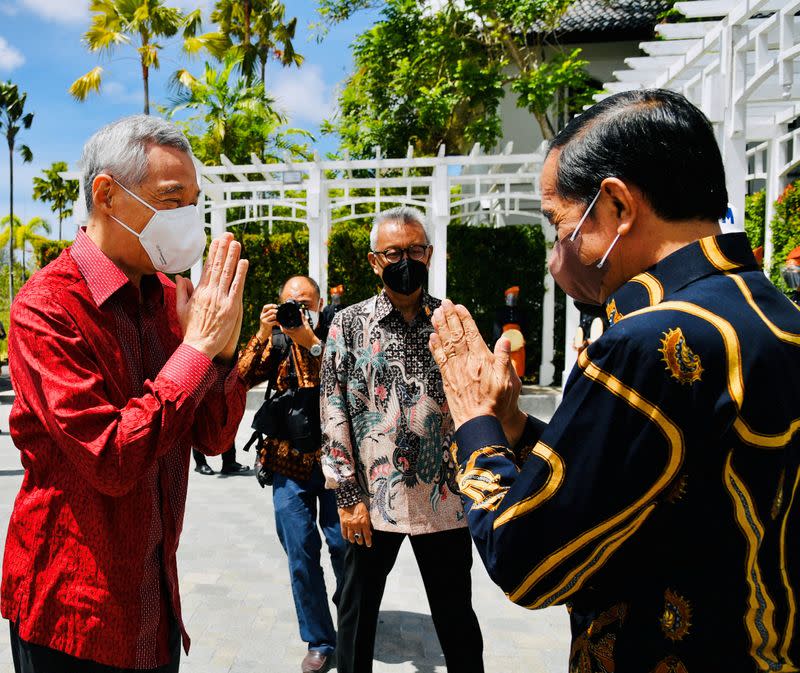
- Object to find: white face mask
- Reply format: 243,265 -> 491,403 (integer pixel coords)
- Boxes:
308,310 -> 320,329
109,178 -> 207,274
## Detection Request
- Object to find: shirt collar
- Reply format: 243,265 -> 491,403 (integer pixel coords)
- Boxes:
605,232 -> 758,324
71,227 -> 164,308
375,288 -> 437,324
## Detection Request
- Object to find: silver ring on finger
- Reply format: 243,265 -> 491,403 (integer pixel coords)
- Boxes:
354,532 -> 362,540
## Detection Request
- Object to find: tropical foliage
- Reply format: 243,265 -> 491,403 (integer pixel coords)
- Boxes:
769,180 -> 800,291
744,190 -> 766,250
169,54 -> 313,164
32,162 -> 79,240
0,80 -> 33,300
70,0 -> 203,114
318,0 -> 598,156
0,215 -> 51,282
205,0 -> 303,86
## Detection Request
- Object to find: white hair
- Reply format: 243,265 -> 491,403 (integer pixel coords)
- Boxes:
80,115 -> 193,213
370,206 -> 429,250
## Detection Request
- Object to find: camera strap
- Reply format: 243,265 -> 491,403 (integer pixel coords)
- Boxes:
243,331 -> 292,453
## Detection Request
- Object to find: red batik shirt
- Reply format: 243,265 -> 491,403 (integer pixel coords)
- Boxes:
1,228 -> 246,669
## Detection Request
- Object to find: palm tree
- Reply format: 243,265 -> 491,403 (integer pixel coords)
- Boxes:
0,215 -> 51,282
70,0 -> 203,115
0,81 -> 33,302
169,54 -> 312,165
32,162 -> 79,240
207,0 -> 303,87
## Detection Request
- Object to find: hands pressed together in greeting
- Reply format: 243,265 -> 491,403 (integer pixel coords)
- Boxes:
429,299 -> 528,446
176,233 -> 249,364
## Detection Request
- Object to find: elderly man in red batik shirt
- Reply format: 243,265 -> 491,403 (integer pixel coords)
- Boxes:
1,115 -> 249,673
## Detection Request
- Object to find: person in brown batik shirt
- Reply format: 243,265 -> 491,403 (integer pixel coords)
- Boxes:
239,275 -> 345,673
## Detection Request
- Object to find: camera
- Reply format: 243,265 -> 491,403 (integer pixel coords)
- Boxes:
276,299 -> 306,329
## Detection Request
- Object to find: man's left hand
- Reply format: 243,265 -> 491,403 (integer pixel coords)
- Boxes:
281,311 -> 320,353
429,299 -> 522,432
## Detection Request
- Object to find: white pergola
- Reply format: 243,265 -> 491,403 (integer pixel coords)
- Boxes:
70,143 -> 560,383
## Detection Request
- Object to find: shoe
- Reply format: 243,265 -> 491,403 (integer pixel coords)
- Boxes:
219,461 -> 251,475
194,464 -> 214,475
301,651 -> 329,673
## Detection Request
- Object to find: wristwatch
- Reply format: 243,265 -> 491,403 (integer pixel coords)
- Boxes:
309,342 -> 323,357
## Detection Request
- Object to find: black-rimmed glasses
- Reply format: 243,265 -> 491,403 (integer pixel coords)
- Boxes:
371,244 -> 431,264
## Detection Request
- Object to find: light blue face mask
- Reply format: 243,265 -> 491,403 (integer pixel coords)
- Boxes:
110,178 -> 207,274
548,190 -> 622,305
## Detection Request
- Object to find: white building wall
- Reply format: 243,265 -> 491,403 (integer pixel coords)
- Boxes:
497,41 -> 645,153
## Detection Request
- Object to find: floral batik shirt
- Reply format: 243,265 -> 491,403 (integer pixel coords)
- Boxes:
320,290 -> 466,535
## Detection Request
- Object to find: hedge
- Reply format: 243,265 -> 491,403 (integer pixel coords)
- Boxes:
326,220 -> 549,381
20,223 -> 553,381
769,180 -> 800,291
744,180 -> 800,293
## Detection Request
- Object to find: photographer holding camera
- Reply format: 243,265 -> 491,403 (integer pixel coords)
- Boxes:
238,275 -> 345,673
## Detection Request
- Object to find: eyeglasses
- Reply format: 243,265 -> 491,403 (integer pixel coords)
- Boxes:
371,244 -> 431,264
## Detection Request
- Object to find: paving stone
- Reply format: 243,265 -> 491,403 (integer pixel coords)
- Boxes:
0,404 -> 572,673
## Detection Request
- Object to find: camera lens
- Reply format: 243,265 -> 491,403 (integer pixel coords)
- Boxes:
277,301 -> 303,328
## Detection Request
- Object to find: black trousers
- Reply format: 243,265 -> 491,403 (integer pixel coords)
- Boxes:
336,527 -> 484,673
9,621 -> 181,673
192,444 -> 237,469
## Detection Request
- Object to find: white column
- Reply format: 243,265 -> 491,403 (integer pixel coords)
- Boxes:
307,163 -> 324,288
539,217 -> 556,386
193,185 -> 225,285
209,187 -> 227,237
562,297 -> 580,386
318,194 -> 331,300
721,24 -> 746,234
763,130 -> 786,275
429,160 -> 450,298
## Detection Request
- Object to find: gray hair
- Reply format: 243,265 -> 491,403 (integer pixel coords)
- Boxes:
370,206 -> 429,250
80,115 -> 193,213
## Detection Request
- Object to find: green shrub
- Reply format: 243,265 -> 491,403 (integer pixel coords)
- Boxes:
769,180 -> 800,292
203,220 -> 551,381
328,220 -> 382,305
744,190 -> 766,250
447,224 -> 546,381
36,240 -> 71,269
239,229 -> 310,343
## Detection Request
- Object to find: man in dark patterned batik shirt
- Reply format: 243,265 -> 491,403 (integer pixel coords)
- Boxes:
430,89 -> 800,673
320,207 -> 484,673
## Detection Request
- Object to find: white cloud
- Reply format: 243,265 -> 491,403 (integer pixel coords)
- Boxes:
0,36 -> 24,71
0,3 -> 18,16
172,0 -> 214,17
19,0 -> 87,24
271,65 -> 334,126
103,81 -> 142,106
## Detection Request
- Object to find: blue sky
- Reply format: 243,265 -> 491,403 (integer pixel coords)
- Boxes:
0,0 -> 378,240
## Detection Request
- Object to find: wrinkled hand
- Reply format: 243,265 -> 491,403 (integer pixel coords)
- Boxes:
256,303 -> 278,342
339,502 -> 372,547
176,233 -> 249,361
429,300 -> 525,437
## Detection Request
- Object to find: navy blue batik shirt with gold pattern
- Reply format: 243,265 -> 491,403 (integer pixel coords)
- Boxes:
453,233 -> 800,673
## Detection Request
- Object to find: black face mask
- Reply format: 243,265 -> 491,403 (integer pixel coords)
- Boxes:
382,258 -> 428,296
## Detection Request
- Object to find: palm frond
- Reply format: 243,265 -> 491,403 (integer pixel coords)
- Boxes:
182,9 -> 202,38
69,66 -> 104,101
18,144 -> 32,163
83,25 -> 129,52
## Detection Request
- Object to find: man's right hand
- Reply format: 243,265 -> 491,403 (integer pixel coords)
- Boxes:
257,303 -> 279,342
339,502 -> 372,547
177,233 -> 249,360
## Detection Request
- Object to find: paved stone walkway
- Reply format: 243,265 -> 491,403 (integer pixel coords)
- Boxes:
0,399 -> 570,673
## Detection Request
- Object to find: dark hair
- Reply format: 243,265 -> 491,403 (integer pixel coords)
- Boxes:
280,275 -> 321,300
549,89 -> 728,222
